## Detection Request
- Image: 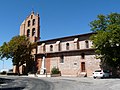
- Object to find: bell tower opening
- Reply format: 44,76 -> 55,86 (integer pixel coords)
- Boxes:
19,11 -> 40,42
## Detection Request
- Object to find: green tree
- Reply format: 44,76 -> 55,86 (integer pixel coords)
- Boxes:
0,35 -> 36,74
90,13 -> 120,74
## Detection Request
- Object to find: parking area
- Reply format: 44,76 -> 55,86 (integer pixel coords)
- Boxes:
40,76 -> 120,90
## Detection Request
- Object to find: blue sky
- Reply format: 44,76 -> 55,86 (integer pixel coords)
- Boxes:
0,0 -> 120,70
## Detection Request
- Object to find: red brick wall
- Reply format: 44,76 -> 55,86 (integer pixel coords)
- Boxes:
45,56 -> 50,73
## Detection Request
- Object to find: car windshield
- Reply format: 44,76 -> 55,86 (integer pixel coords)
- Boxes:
103,70 -> 109,73
95,70 -> 101,72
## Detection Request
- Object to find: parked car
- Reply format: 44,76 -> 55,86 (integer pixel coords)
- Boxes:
93,70 -> 110,79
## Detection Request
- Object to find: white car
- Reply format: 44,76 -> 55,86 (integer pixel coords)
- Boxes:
93,70 -> 110,79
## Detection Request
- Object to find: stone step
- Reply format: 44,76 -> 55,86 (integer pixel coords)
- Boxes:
78,72 -> 87,77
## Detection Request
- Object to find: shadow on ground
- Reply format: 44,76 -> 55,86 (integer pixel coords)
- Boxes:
0,78 -> 12,84
0,87 -> 25,90
0,78 -> 25,90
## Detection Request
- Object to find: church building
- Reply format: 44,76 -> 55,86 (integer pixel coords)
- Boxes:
18,12 -> 100,77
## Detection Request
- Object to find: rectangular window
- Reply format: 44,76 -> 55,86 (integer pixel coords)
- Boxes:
60,55 -> 64,63
81,53 -> 85,59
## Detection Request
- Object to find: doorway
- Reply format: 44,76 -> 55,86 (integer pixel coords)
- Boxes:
81,62 -> 85,72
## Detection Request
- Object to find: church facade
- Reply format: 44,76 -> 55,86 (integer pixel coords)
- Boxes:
18,12 -> 100,77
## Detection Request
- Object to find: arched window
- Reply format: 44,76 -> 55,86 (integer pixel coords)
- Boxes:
27,29 -> 30,37
28,20 -> 30,27
32,19 -> 35,25
85,41 -> 89,48
66,43 -> 69,50
50,45 -> 53,51
32,28 -> 35,36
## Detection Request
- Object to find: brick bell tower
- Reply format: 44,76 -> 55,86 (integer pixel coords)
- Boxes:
20,11 -> 40,42
13,11 -> 40,74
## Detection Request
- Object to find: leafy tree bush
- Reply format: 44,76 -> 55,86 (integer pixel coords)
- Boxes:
51,67 -> 60,74
90,13 -> 120,76
0,71 -> 7,75
0,35 -> 37,74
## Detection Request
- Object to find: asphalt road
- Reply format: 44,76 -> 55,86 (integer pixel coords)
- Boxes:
0,76 -> 53,90
1,76 -> 120,90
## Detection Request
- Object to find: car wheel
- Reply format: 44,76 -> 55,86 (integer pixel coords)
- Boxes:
101,77 -> 104,79
102,75 -> 105,79
93,77 -> 96,79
